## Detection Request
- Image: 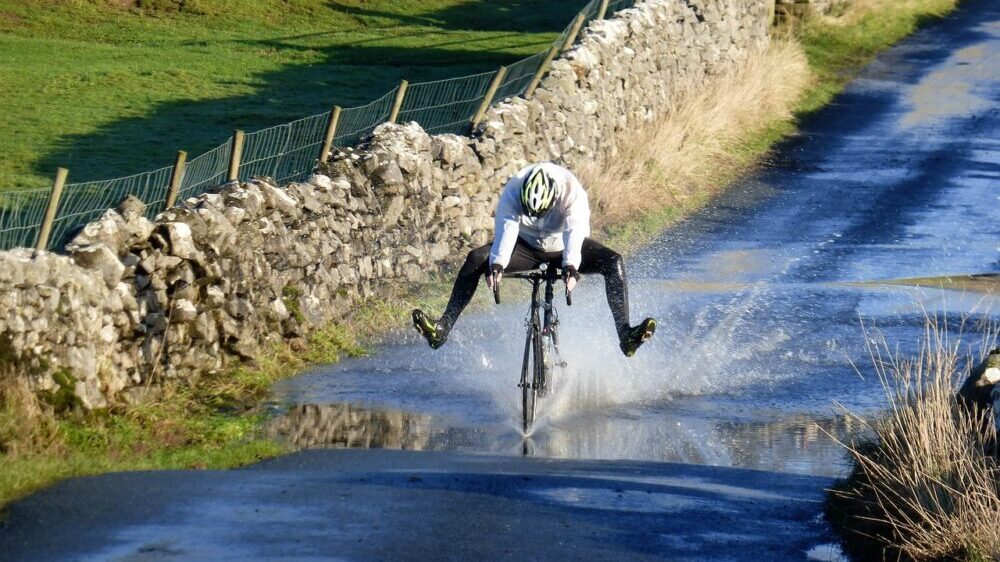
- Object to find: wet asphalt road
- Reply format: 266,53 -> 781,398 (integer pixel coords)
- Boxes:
1,450 -> 831,561
2,1 -> 999,560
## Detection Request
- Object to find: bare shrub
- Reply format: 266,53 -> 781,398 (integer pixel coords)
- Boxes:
831,318 -> 1000,561
577,39 -> 810,230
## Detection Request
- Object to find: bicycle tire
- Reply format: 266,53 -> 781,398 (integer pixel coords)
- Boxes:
528,326 -> 545,427
520,326 -> 536,433
538,332 -> 553,396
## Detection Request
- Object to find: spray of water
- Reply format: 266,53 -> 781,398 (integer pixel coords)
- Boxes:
446,275 -> 799,439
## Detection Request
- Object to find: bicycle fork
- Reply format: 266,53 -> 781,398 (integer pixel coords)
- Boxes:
542,280 -> 566,370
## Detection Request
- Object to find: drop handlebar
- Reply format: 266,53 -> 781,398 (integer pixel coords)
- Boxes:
491,269 -> 572,307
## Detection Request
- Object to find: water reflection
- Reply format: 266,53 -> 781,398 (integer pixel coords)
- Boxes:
265,402 -> 869,477
264,403 -> 433,450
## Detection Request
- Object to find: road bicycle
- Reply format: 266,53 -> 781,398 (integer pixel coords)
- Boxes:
493,263 -> 571,432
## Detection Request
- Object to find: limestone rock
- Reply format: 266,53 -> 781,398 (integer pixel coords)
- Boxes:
373,161 -> 404,187
117,195 -> 147,221
70,243 -> 124,289
159,222 -> 198,260
66,209 -> 126,256
172,299 -> 198,324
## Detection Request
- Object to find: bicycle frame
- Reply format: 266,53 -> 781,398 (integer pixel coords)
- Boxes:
497,265 -> 569,432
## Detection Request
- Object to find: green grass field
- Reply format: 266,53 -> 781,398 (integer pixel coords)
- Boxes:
0,0 -> 578,190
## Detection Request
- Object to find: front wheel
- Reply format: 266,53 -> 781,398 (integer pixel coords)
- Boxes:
520,327 -> 539,433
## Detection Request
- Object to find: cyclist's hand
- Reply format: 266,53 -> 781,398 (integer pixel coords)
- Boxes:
564,265 -> 580,293
486,264 -> 503,290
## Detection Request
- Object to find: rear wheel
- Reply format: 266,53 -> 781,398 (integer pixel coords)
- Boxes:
538,332 -> 554,396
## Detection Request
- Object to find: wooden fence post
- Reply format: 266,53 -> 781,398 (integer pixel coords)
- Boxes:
561,12 -> 587,53
471,66 -> 508,129
35,167 -> 68,251
525,46 -> 560,98
227,130 -> 245,183
318,106 -> 343,163
165,150 -> 187,209
388,80 -> 409,124
597,0 -> 610,20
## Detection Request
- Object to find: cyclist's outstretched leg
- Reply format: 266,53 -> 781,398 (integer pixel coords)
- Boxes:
412,244 -> 490,348
577,238 -> 656,357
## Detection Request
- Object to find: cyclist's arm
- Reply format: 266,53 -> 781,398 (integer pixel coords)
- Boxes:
489,182 -> 522,269
561,176 -> 591,270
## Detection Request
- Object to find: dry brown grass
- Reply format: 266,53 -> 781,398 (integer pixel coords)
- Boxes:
829,318 -> 1000,561
577,38 -> 810,232
0,368 -> 60,458
825,0 -> 957,25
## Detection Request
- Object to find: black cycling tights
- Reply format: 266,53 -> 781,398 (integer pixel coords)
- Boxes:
437,237 -> 631,340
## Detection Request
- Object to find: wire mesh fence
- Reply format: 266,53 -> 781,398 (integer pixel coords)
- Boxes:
493,50 -> 549,102
396,71 -> 498,136
47,165 -> 174,250
177,140 -> 232,203
1,0 -> 634,253
241,111 -> 331,185
333,88 -> 399,148
0,189 -> 50,250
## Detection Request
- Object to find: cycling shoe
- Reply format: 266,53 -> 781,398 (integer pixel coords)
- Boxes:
620,318 -> 656,357
412,309 -> 447,349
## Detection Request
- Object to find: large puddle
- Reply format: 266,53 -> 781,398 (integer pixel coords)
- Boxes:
268,6 -> 1000,479
266,278 -> 995,477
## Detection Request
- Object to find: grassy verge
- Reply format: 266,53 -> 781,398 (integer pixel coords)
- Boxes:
0,279 -> 452,508
0,0 -> 965,509
825,320 -> 1000,561
0,324 -> 359,507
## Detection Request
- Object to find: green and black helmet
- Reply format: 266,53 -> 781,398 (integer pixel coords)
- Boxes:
520,165 -> 559,217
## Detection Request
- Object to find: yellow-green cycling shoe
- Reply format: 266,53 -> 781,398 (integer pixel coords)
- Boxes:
620,318 -> 656,357
412,309 -> 447,349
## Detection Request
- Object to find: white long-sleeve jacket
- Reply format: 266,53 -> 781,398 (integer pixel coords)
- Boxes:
488,163 -> 591,270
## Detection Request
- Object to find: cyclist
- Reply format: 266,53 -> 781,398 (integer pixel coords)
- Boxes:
411,162 -> 656,357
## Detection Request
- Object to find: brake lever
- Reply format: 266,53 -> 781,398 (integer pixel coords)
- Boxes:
562,269 -> 573,306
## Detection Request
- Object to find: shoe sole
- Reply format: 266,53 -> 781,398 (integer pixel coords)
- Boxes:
641,319 -> 656,341
623,319 -> 656,357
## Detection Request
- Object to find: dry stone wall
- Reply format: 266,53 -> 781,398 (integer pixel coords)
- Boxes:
0,0 -> 770,409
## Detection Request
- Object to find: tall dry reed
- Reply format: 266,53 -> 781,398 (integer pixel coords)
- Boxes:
831,318 -> 1000,561
577,39 -> 810,230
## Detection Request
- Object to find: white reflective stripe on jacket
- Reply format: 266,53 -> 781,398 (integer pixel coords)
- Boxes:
488,163 -> 591,270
